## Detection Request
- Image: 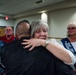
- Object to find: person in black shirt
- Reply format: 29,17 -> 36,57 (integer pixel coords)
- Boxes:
0,20 -> 75,75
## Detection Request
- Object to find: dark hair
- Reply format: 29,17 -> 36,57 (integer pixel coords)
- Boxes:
17,20 -> 30,26
16,20 -> 30,29
15,20 -> 31,34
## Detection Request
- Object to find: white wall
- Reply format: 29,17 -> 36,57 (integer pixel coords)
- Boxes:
1,7 -> 76,39
48,8 -> 76,38
15,14 -> 41,26
15,8 -> 76,39
14,14 -> 41,33
0,18 -> 15,27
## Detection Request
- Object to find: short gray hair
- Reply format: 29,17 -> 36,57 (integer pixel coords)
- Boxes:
31,20 -> 49,37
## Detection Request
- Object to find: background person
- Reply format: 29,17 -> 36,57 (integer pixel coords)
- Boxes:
0,26 -> 15,46
0,26 -> 15,75
61,23 -> 76,71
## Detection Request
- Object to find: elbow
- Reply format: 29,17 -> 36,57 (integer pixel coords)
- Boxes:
64,57 -> 75,65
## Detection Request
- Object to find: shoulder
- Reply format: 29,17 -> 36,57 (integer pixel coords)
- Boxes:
61,37 -> 67,41
8,39 -> 19,46
1,40 -> 19,52
0,35 -> 5,39
2,40 -> 18,49
50,38 -> 57,42
49,38 -> 58,44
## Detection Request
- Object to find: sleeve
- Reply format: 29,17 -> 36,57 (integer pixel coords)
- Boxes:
64,49 -> 76,65
60,40 -> 76,65
0,45 -> 6,56
0,48 -> 2,56
50,38 -> 76,65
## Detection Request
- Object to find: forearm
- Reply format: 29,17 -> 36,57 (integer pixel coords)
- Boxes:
22,38 -> 74,64
45,43 -> 72,64
41,39 -> 73,64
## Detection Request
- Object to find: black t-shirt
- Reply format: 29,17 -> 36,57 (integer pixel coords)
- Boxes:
0,37 -> 75,75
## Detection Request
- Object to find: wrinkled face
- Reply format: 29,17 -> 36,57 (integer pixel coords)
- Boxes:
67,24 -> 76,36
34,26 -> 48,40
5,26 -> 13,36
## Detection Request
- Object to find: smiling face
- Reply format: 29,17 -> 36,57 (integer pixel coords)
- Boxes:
34,26 -> 48,39
67,24 -> 76,37
31,20 -> 49,40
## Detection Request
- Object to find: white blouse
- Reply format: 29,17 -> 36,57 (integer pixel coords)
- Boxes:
50,38 -> 76,65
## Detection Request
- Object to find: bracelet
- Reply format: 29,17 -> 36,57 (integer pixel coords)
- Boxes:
45,40 -> 50,47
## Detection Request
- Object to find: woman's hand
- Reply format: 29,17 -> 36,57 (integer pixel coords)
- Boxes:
21,38 -> 45,51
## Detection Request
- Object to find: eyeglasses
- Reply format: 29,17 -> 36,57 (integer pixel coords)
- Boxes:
5,29 -> 12,31
67,27 -> 76,30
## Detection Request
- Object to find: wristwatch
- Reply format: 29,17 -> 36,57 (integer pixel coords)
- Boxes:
45,40 -> 50,47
